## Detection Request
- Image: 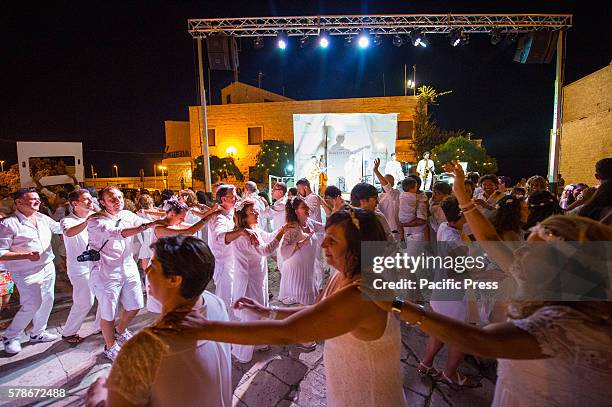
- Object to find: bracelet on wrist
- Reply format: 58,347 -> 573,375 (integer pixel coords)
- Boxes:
458,200 -> 476,210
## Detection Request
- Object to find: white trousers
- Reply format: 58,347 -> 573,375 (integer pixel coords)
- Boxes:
213,261 -> 234,319
5,262 -> 56,339
62,272 -> 101,336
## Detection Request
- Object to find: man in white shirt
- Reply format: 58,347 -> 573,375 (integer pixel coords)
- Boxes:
207,185 -> 254,313
384,153 -> 405,187
87,186 -> 164,361
416,152 -> 435,191
60,189 -> 100,342
350,182 -> 394,241
296,178 -> 322,223
373,158 -> 402,241
0,188 -> 62,354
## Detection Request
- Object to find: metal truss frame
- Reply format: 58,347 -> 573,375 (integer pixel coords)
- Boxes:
188,14 -> 572,38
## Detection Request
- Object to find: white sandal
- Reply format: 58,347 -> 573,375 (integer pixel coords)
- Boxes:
440,371 -> 481,389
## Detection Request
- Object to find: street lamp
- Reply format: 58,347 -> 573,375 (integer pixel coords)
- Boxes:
158,165 -> 167,188
0,160 -> 4,172
113,165 -> 119,178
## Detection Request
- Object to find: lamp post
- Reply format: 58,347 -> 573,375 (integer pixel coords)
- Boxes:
0,160 -> 4,172
158,165 -> 167,189
154,164 -> 158,190
113,165 -> 119,180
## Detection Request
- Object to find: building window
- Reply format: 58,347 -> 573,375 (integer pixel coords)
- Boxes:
208,129 -> 216,146
248,126 -> 263,145
397,121 -> 414,140
226,94 -> 232,104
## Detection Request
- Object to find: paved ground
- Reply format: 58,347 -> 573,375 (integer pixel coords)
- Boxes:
0,266 -> 495,406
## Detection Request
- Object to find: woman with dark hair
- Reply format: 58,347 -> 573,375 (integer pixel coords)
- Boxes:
159,208 -> 407,407
278,197 -> 324,306
230,199 -> 294,362
474,174 -> 504,219
525,190 -> 561,230
575,180 -> 612,225
492,195 -> 528,241
86,236 -> 232,407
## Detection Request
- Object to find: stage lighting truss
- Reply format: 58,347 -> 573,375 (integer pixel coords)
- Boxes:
188,14 -> 572,40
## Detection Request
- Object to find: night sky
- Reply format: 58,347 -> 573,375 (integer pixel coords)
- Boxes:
2,1 -> 610,183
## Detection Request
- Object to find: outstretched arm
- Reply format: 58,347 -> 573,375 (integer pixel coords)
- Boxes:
373,158 -> 389,187
169,284 -> 383,345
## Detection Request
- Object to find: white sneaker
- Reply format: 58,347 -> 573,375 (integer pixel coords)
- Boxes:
114,329 -> 133,346
3,337 -> 22,354
103,343 -> 122,362
30,332 -> 59,343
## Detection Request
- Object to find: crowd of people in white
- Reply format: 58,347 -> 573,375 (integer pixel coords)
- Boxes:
0,157 -> 610,407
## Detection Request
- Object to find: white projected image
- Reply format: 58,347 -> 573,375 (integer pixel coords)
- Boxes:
293,113 -> 398,193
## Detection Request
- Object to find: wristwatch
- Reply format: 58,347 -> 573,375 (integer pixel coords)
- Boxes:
391,298 -> 404,314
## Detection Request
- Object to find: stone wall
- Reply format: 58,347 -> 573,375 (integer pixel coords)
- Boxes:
560,62 -> 612,184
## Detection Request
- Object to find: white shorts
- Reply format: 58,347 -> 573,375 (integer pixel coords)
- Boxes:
93,268 -> 144,321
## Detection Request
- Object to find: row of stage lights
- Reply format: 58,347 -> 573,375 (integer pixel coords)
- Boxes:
254,28 -> 508,50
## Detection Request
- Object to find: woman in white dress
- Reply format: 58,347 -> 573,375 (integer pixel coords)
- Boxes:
180,189 -> 210,242
366,161 -> 612,405
136,194 -> 163,270
230,199 -> 294,362
145,198 -> 220,313
159,208 -> 407,407
278,197 -> 325,306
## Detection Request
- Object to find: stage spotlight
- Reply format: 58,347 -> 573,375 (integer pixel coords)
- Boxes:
373,35 -> 382,46
277,32 -> 288,50
410,28 -> 427,47
253,36 -> 264,49
392,35 -> 404,47
506,32 -> 518,43
358,32 -> 370,48
418,34 -> 429,47
344,36 -> 353,47
450,31 -> 461,47
318,32 -> 330,48
299,36 -> 308,48
490,28 -> 503,45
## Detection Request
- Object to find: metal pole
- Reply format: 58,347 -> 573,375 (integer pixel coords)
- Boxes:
154,164 -> 157,190
197,37 -> 212,192
548,31 -> 565,195
413,65 -> 417,96
404,64 -> 407,96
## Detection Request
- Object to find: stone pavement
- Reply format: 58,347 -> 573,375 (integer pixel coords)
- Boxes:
0,267 -> 495,406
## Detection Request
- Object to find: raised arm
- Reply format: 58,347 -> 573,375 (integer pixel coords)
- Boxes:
444,161 -> 515,272
373,158 -> 389,187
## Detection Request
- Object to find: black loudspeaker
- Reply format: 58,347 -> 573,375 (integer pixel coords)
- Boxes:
513,31 -> 559,64
206,36 -> 239,71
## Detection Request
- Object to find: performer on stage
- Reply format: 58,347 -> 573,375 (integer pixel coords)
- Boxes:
416,152 -> 435,191
384,153 -> 405,186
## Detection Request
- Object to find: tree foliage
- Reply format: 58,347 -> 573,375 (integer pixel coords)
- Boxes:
193,155 -> 244,182
254,140 -> 294,176
431,136 -> 498,175
0,164 -> 22,191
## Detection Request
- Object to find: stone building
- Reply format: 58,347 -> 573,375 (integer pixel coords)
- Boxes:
559,61 -> 612,184
163,81 -> 419,190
